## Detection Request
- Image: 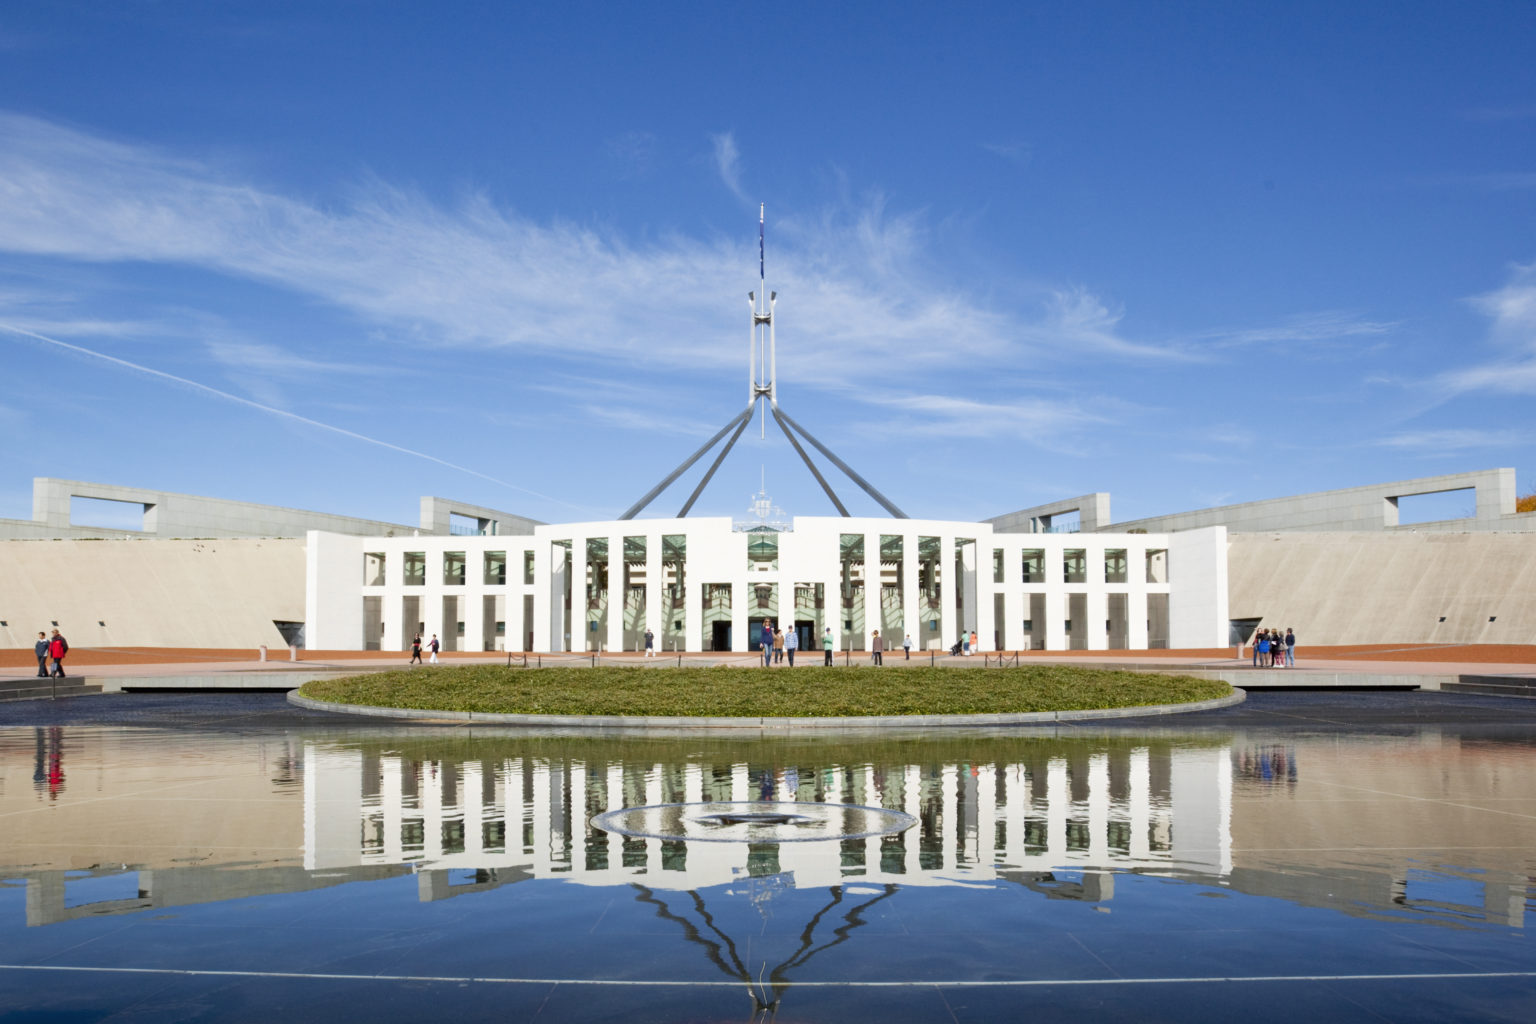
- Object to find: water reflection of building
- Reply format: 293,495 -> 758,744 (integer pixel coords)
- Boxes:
304,742 -> 1234,898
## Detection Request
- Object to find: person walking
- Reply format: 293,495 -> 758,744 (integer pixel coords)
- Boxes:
871,629 -> 883,666
772,628 -> 785,664
970,630 -> 978,656
409,634 -> 423,664
961,632 -> 971,657
1252,629 -> 1266,667
761,620 -> 775,667
823,627 -> 834,666
428,634 -> 440,664
903,634 -> 912,660
1284,628 -> 1296,668
785,626 -> 798,667
644,628 -> 655,657
48,629 -> 68,678
34,632 -> 50,677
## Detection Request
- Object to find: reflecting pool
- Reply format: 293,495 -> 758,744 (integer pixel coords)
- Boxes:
2,723 -> 1534,1021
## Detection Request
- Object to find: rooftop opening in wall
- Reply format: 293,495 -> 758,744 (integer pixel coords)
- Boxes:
1045,509 -> 1081,534
1390,488 -> 1475,526
70,496 -> 149,531
449,513 -> 485,536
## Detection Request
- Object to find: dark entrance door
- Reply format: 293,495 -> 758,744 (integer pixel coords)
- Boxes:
795,622 -> 815,652
711,621 -> 732,652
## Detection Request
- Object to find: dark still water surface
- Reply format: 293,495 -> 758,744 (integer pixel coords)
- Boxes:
2,723 -> 1533,1022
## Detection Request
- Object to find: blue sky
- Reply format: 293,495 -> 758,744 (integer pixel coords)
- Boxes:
1,2 -> 1533,529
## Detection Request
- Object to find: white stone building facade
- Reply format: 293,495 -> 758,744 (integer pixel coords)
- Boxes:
305,518 -> 1229,653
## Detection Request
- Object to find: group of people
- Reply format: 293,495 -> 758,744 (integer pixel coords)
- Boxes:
757,620 -> 803,666
1252,627 -> 1296,668
755,621 -> 917,666
32,629 -> 68,678
952,630 -> 979,656
408,633 -> 440,664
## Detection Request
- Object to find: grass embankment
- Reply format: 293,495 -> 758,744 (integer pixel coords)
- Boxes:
299,665 -> 1231,717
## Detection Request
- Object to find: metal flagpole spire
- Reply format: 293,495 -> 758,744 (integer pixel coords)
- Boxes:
619,204 -> 907,520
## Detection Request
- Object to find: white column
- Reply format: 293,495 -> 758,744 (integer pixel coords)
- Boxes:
960,539 -> 979,645
421,551 -> 444,652
902,529 -> 920,650
685,572 -> 703,653
606,533 -> 623,654
941,534 -> 959,649
570,537 -> 589,652
382,584 -> 404,653
1043,588 -> 1068,652
977,543 -> 996,652
1003,589 -> 1023,650
463,570 -> 485,655
730,580 -> 747,653
1127,588 -> 1149,650
865,531 -> 881,647
1086,589 -> 1109,651
645,531 -> 663,646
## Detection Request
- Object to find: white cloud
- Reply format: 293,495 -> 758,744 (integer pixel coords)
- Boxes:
0,111 -> 1182,430
1373,428 -> 1530,452
1197,310 -> 1397,349
710,130 -> 746,201
980,141 -> 1032,168
850,389 -> 1111,444
1438,261 -> 1536,396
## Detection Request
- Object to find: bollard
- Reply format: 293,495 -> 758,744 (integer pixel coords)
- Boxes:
289,644 -> 298,662
258,644 -> 267,663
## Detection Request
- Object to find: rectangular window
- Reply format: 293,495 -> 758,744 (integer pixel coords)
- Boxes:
523,550 -> 535,585
992,548 -> 1005,584
403,551 -> 426,586
443,551 -> 466,586
1021,549 -> 1044,583
1146,549 -> 1168,584
747,531 -> 779,571
364,552 -> 386,586
1104,548 -> 1127,584
484,550 -> 506,586
1063,549 -> 1087,584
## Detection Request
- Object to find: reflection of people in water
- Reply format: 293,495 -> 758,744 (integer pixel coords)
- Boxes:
758,770 -> 775,801
32,727 -> 66,800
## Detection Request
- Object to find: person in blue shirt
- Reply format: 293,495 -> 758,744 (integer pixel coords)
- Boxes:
761,619 -> 774,666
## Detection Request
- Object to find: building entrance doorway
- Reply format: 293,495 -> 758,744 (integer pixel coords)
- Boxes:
794,622 -> 815,653
711,621 -> 732,652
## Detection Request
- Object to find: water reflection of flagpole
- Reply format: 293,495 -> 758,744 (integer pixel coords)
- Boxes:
631,881 -> 897,1020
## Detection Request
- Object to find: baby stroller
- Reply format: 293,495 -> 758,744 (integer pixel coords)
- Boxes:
950,640 -> 964,656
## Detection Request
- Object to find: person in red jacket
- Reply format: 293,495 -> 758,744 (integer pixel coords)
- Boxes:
48,629 -> 69,678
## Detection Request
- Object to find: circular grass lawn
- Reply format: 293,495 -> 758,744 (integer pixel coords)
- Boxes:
298,664 -> 1232,718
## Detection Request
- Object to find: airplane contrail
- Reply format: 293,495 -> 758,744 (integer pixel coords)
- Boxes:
1,323 -> 587,511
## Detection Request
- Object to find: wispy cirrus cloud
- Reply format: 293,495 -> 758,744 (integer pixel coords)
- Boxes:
0,111 -> 1180,390
1372,428 -> 1530,452
981,141 -> 1032,168
1196,310 -> 1398,350
1437,260 -> 1536,396
710,130 -> 747,202
849,389 -> 1113,445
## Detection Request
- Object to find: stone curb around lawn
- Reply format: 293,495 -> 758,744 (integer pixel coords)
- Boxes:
286,687 -> 1245,729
